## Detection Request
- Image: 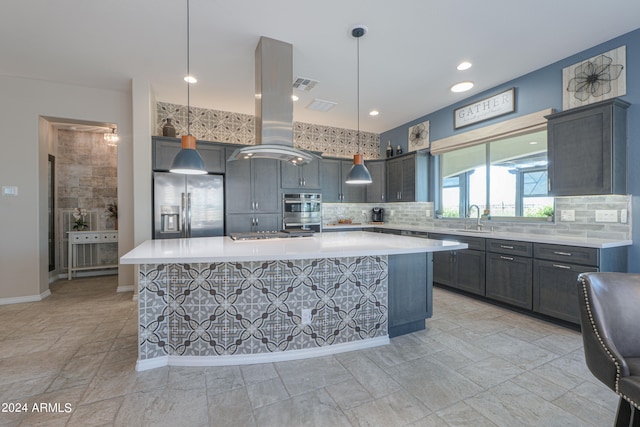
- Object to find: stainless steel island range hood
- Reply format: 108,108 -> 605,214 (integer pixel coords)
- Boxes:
227,36 -> 316,165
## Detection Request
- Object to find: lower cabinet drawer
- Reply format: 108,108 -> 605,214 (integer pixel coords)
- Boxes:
534,243 -> 598,267
486,253 -> 533,309
533,259 -> 597,324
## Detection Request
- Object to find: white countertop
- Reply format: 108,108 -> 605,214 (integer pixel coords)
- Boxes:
120,231 -> 467,264
323,223 -> 631,249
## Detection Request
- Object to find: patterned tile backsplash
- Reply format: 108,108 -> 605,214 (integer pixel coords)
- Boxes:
138,257 -> 388,360
324,194 -> 631,240
157,102 -> 380,160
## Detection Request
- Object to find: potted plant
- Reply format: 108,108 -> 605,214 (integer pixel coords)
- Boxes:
541,206 -> 554,221
72,208 -> 88,230
435,209 -> 443,219
105,203 -> 118,230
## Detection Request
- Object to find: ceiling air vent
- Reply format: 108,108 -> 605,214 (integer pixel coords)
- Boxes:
293,77 -> 319,91
306,98 -> 337,112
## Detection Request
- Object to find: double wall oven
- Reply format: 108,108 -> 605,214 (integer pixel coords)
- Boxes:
282,193 -> 322,232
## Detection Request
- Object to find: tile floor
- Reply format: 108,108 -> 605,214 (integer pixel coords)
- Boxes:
0,276 -> 617,426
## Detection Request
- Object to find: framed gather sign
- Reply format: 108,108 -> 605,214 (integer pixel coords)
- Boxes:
454,88 -> 515,129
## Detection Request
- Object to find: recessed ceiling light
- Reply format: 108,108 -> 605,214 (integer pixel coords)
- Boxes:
184,75 -> 197,83
369,110 -> 379,116
451,81 -> 474,93
457,61 -> 472,71
292,95 -> 299,101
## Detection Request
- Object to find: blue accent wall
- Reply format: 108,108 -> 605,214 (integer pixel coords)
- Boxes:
381,27 -> 640,271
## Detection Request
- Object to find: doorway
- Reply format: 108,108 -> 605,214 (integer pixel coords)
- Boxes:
44,118 -> 119,280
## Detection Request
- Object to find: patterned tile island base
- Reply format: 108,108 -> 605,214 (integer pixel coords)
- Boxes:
137,256 -> 389,370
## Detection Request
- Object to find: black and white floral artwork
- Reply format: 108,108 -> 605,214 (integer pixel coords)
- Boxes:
408,120 -> 429,152
563,46 -> 626,110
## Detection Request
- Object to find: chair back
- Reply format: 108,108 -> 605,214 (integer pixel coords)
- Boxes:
578,272 -> 640,391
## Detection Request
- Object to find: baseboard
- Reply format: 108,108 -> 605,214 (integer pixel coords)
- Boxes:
136,336 -> 390,371
0,289 -> 51,306
116,285 -> 134,293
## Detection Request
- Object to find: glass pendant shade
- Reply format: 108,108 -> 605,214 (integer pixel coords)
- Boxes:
345,153 -> 372,184
170,135 -> 206,175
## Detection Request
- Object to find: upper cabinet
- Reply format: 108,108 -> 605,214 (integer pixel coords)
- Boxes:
152,136 -> 226,173
365,160 -> 386,203
546,98 -> 629,196
386,152 -> 429,202
225,147 -> 280,214
320,158 -> 366,203
280,156 -> 321,190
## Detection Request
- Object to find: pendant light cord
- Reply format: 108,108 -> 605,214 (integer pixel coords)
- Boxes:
356,35 -> 360,154
186,0 -> 191,136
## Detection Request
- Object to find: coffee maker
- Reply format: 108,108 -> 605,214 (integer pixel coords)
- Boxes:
372,207 -> 384,223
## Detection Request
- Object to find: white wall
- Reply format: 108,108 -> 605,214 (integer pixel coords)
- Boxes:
0,75 -> 133,301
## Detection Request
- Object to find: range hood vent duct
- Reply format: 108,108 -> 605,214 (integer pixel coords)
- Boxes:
228,36 -> 317,165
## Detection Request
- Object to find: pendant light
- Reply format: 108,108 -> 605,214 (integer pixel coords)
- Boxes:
345,25 -> 372,185
170,0 -> 206,175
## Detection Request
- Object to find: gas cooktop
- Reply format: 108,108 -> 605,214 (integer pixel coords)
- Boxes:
229,230 -> 314,241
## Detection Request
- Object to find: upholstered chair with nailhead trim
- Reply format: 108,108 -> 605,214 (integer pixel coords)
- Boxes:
578,272 -> 640,427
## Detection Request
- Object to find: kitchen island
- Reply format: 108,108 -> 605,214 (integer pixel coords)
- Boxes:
121,231 -> 466,371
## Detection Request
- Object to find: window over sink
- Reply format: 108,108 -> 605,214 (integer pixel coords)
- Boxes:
432,109 -> 555,220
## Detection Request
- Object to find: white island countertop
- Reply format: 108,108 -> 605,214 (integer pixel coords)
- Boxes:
120,231 -> 467,264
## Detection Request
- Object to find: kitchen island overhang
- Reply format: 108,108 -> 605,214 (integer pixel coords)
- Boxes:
121,231 -> 467,371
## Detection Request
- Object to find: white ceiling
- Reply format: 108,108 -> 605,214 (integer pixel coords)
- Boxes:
2,0 -> 639,134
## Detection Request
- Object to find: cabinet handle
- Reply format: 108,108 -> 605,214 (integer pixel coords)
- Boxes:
500,245 -> 514,249
251,217 -> 255,226
255,217 -> 259,226
552,264 -> 572,270
303,178 -> 306,187
553,251 -> 572,256
299,178 -> 303,187
500,256 -> 514,261
255,202 -> 259,210
381,193 -> 384,201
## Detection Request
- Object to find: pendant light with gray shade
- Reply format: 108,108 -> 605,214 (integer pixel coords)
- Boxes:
170,0 -> 206,175
345,25 -> 372,185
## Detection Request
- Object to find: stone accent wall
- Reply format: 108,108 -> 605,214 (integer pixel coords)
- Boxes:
323,194 -> 632,240
56,129 -> 117,230
156,101 -> 380,160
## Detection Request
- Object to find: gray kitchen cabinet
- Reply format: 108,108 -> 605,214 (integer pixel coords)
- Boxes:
152,136 -> 226,173
225,213 -> 281,233
225,146 -> 280,234
386,152 -> 428,202
320,158 -> 365,202
486,252 -> 533,309
485,240 -> 533,309
430,233 -> 485,296
281,156 -> 321,190
388,252 -> 431,337
546,98 -> 629,196
365,160 -> 386,203
532,243 -> 627,324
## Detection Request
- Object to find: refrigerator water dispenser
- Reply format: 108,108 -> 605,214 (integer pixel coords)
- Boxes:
160,205 -> 180,232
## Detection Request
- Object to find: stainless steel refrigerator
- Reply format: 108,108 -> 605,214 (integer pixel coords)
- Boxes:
153,172 -> 224,239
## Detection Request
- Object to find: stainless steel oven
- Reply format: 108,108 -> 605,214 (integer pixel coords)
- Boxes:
282,193 -> 322,232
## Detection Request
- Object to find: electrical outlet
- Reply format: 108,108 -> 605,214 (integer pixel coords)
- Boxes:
621,209 -> 628,224
301,309 -> 312,325
426,210 -> 431,218
2,186 -> 18,196
560,210 -> 575,221
595,210 -> 617,222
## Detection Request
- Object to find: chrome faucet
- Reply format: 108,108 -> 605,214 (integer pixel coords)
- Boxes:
468,204 -> 482,230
